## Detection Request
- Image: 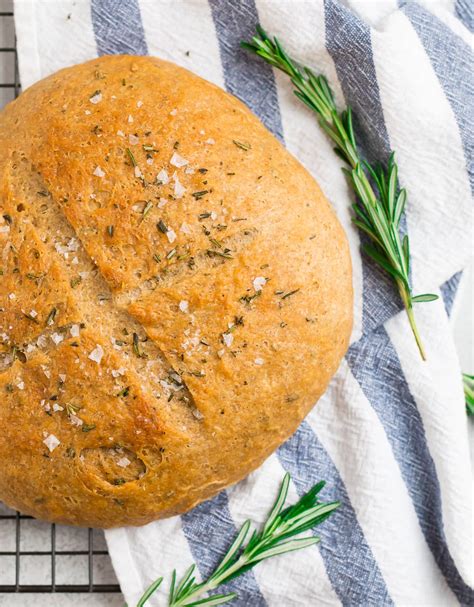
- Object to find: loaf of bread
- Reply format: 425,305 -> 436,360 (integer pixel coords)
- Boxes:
0,55 -> 352,527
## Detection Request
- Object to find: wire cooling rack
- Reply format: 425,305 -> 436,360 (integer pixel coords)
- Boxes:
0,9 -> 120,594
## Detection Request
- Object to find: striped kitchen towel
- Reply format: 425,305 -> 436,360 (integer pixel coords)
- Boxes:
14,0 -> 473,605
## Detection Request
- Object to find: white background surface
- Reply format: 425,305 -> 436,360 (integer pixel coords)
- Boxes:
0,0 -> 471,604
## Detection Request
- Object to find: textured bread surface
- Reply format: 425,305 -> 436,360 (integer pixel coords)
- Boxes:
0,55 -> 352,527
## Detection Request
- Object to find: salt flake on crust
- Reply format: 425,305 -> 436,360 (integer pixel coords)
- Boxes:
88,344 -> 104,364
43,434 -> 60,452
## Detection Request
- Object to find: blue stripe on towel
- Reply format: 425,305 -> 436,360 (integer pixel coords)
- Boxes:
324,0 -> 390,164
346,329 -> 473,604
207,0 -> 391,603
208,0 -> 283,141
454,0 -> 474,32
324,2 -> 472,602
402,2 -> 474,194
90,0 -> 148,56
440,271 -> 463,317
278,423 -> 393,606
181,491 -> 267,606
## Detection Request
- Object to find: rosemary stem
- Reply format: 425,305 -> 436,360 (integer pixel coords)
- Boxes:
170,554 -> 248,606
242,27 -> 441,361
397,279 -> 426,361
137,473 -> 338,606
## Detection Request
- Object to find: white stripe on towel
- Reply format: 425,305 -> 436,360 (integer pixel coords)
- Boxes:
15,0 -> 96,89
138,0 -> 225,87
371,11 -> 472,292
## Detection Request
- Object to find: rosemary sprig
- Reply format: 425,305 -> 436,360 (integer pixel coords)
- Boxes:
136,473 -> 339,606
242,26 -> 438,360
463,373 -> 474,416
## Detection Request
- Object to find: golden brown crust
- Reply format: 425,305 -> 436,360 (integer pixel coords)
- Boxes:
0,55 -> 352,527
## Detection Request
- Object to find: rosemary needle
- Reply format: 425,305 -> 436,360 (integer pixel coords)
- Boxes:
463,373 -> 474,416
135,473 -> 339,606
242,26 -> 439,360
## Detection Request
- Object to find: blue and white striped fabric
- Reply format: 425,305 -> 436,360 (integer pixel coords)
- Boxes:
14,1 -> 473,605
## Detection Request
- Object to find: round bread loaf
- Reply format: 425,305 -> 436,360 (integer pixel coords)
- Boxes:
0,55 -> 352,527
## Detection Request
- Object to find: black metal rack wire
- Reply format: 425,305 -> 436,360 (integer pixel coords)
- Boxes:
0,9 -> 120,594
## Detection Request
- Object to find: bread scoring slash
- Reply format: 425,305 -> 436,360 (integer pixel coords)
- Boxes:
0,55 -> 352,527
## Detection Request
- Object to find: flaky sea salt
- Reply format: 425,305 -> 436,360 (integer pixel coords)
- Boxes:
117,457 -> 131,468
129,133 -> 139,145
68,238 -> 79,252
179,300 -> 189,313
173,173 -> 186,198
70,414 -> 83,427
254,358 -> 265,365
111,367 -> 126,378
191,408 -> 204,420
37,335 -> 47,348
170,152 -> 188,167
88,344 -> 104,364
160,379 -> 173,391
51,333 -> 64,345
43,434 -> 60,452
89,92 -> 102,104
70,324 -> 80,337
180,222 -> 191,234
253,276 -> 267,291
93,166 -> 105,178
223,333 -> 234,348
166,229 -> 177,244
157,169 -> 169,184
